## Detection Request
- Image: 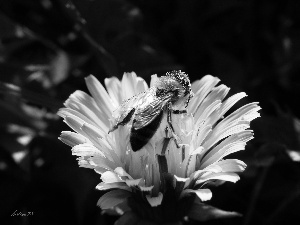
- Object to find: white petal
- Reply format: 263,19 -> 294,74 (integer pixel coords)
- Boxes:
80,124 -> 121,164
85,75 -> 114,118
80,122 -> 107,142
59,131 -> 87,147
200,131 -> 253,169
104,77 -> 122,106
65,91 -> 110,130
59,110 -> 90,135
193,123 -> 212,149
136,77 -> 148,93
89,156 -> 116,170
94,166 -> 110,174
72,143 -> 104,157
58,107 -> 92,125
121,72 -> 138,99
214,102 -> 261,134
188,75 -> 220,114
195,172 -> 240,184
194,100 -> 221,126
190,146 -> 205,155
101,171 -> 124,183
115,167 -> 133,179
194,83 -> 230,122
218,92 -> 247,119
203,120 -> 251,151
96,182 -> 131,191
205,159 -> 247,173
77,158 -> 94,169
150,74 -> 158,87
79,124 -> 118,163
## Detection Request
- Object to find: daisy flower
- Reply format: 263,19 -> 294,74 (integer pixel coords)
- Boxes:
58,71 -> 260,224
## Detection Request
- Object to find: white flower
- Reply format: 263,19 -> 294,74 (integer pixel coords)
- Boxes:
58,72 -> 260,210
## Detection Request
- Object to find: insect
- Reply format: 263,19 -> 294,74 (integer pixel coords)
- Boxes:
108,70 -> 194,152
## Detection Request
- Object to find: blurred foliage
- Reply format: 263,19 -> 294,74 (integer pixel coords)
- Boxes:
0,0 -> 300,225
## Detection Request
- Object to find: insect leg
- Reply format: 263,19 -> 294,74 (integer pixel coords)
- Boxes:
167,103 -> 180,148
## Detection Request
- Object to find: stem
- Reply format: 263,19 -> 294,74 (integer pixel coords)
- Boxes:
264,182 -> 300,225
243,160 -> 273,225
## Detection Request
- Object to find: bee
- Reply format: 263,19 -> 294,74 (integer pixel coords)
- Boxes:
108,70 -> 194,152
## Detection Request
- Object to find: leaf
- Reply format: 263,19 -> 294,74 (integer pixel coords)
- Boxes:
97,189 -> 131,210
101,199 -> 131,216
188,202 -> 242,222
114,211 -> 140,225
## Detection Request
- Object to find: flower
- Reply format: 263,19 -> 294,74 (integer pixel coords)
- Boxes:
58,72 -> 260,224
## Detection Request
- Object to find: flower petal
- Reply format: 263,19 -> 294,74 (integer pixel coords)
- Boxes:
188,75 -> 220,114
65,91 -> 110,130
205,159 -> 247,173
190,146 -> 205,155
115,167 -> 133,179
59,131 -> 87,147
136,77 -> 148,93
101,171 -> 124,183
150,74 -> 158,87
72,143 -> 104,157
121,72 -> 139,99
85,75 -> 114,118
104,77 -> 122,106
200,131 -> 253,169
89,155 -> 116,171
96,182 -> 131,191
195,172 -> 240,184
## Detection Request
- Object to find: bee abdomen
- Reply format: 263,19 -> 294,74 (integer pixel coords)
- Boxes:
130,111 -> 164,152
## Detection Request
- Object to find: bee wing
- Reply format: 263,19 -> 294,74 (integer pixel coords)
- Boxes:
133,92 -> 173,130
111,88 -> 155,127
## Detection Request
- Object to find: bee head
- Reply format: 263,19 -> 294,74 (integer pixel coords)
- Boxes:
166,70 -> 194,101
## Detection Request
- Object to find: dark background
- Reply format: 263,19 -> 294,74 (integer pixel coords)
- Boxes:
0,0 -> 300,224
